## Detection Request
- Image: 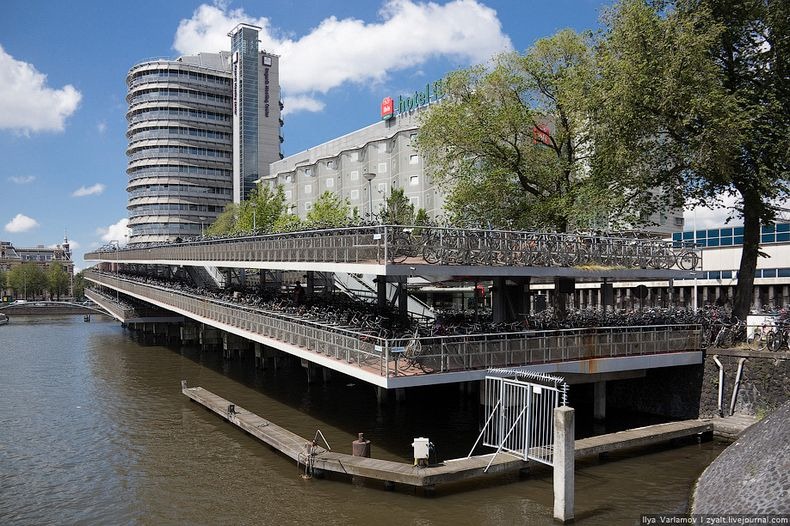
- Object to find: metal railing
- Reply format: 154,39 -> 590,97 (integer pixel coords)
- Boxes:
85,271 -> 702,378
85,225 -> 701,270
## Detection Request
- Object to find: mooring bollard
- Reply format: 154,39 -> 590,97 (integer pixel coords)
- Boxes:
352,432 -> 371,458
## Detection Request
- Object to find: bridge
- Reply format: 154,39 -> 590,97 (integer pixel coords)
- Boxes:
84,225 -> 703,390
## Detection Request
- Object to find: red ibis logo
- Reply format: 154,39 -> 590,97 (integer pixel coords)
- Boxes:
381,97 -> 394,120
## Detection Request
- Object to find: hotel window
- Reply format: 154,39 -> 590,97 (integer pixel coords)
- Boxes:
377,162 -> 387,173
304,184 -> 312,194
326,178 -> 334,188
377,182 -> 387,194
285,174 -> 292,183
409,154 -> 419,165
409,176 -> 419,186
303,167 -> 313,177
284,190 -> 292,200
350,170 -> 359,181
378,143 -> 387,153
326,160 -> 336,170
409,196 -> 419,207
350,189 -> 360,200
305,201 -> 312,211
349,151 -> 359,161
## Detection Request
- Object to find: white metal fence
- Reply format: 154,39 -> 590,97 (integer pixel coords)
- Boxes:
472,370 -> 568,469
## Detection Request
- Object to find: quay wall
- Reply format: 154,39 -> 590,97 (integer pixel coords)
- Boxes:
0,305 -> 101,316
606,348 -> 789,419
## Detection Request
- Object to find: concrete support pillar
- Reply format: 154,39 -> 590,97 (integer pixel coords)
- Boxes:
768,285 -> 776,309
492,277 -> 507,323
395,388 -> 406,402
377,275 -> 387,310
754,286 -> 761,310
303,360 -> 319,384
397,277 -> 408,317
553,406 -> 575,523
375,386 -> 387,405
255,343 -> 263,369
783,285 -> 789,308
322,367 -> 332,383
306,271 -> 315,298
593,381 -> 606,421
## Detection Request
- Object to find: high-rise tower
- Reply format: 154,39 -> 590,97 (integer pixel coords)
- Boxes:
228,24 -> 283,203
125,53 -> 233,244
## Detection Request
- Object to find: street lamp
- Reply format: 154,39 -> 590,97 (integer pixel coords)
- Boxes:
199,216 -> 206,237
363,172 -> 376,220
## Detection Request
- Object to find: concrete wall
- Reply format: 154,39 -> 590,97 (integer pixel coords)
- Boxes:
698,348 -> 790,418
605,349 -> 789,419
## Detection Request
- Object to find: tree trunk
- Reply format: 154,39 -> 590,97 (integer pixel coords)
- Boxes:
732,190 -> 761,320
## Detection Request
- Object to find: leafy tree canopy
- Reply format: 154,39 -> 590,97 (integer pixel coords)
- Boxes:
306,191 -> 354,227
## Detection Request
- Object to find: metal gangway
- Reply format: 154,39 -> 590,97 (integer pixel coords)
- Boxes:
470,368 -> 569,472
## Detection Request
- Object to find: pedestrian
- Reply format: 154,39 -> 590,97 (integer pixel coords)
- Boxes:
294,282 -> 305,305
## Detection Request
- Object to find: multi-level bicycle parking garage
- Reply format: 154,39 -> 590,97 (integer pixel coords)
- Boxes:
85,225 -> 704,391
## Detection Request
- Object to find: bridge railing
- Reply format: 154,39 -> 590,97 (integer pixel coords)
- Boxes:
85,271 -> 702,378
84,225 -> 701,270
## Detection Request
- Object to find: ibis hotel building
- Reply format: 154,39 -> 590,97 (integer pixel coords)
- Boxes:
264,82 -> 448,219
265,81 -> 684,237
126,24 -> 282,244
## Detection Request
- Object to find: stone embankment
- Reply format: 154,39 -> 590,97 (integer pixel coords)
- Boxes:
0,304 -> 100,316
692,401 -> 789,514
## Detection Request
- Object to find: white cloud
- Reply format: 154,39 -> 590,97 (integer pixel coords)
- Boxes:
684,194 -> 740,230
8,175 -> 35,184
97,218 -> 131,244
173,1 -> 512,113
0,45 -> 82,133
72,183 -> 106,197
4,213 -> 39,233
97,121 -> 107,134
282,95 -> 326,116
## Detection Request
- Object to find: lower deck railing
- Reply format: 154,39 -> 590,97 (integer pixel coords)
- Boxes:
85,271 -> 701,378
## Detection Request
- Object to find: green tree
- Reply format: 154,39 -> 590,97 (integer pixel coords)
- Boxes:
8,263 -> 47,300
0,269 -> 6,297
206,203 -> 240,237
237,184 -> 288,233
305,191 -> 352,227
417,30 -> 600,231
595,0 -> 789,318
72,271 -> 86,301
381,188 -> 415,225
271,213 -> 303,232
47,262 -> 70,301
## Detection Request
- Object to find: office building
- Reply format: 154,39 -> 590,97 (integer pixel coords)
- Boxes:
229,23 -> 283,203
126,24 -> 282,244
126,52 -> 233,243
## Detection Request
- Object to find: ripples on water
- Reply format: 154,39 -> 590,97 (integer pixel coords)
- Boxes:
0,316 -> 724,525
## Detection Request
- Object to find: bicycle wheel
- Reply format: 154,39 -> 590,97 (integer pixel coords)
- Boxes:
390,235 -> 410,263
767,331 -> 781,352
678,251 -> 700,270
756,334 -> 767,351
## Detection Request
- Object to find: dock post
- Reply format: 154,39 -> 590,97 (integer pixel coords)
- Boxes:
593,381 -> 606,421
553,406 -> 575,523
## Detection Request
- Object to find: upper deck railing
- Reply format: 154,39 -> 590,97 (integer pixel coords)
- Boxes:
85,271 -> 701,380
85,225 -> 701,270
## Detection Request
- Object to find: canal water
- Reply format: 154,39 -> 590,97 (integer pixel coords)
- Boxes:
0,315 -> 725,525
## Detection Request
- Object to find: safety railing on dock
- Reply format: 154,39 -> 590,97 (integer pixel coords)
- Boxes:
85,271 -> 702,378
84,225 -> 701,270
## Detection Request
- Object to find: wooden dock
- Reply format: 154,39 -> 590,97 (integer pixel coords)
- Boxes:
182,383 -> 714,488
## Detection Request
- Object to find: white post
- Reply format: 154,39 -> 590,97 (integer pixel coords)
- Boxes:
553,406 -> 575,523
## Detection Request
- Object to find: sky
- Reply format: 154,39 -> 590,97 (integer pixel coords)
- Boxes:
0,0 -> 731,270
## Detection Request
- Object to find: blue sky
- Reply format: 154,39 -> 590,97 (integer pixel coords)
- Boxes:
0,0 -> 621,268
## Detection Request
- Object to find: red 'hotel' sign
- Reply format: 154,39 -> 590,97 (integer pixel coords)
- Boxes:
381,97 -> 394,120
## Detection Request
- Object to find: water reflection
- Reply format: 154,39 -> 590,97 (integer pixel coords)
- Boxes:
0,316 -> 724,525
